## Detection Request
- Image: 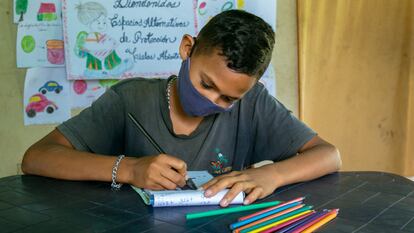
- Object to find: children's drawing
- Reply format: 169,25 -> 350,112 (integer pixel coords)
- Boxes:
24,68 -> 70,125
63,0 -> 195,80
37,3 -> 58,21
21,35 -> 36,53
14,0 -> 62,23
46,40 -> 65,64
196,0 -> 236,33
15,0 -> 28,22
38,81 -> 63,94
17,22 -> 64,68
26,93 -> 59,118
70,80 -> 106,108
74,2 -> 133,79
73,80 -> 88,95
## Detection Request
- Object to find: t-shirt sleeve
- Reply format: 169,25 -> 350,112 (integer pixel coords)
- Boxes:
251,86 -> 317,163
56,88 -> 125,155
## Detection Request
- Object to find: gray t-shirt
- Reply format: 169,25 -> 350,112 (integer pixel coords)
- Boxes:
57,77 -> 316,175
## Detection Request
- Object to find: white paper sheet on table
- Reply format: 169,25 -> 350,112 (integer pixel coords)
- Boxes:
23,67 -> 70,125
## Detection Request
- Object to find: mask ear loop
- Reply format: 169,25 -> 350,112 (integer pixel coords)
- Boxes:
189,37 -> 197,57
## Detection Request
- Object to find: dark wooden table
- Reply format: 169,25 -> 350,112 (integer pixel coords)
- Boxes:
0,172 -> 413,233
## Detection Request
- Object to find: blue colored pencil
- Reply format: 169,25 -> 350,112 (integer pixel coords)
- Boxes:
276,209 -> 329,233
229,202 -> 302,230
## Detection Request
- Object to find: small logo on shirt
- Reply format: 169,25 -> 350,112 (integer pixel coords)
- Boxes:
210,148 -> 232,175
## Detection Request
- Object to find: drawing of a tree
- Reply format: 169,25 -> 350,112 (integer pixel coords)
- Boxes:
15,0 -> 28,22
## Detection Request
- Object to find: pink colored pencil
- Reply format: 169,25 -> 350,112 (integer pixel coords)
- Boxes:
259,211 -> 316,233
289,209 -> 339,233
238,197 -> 305,221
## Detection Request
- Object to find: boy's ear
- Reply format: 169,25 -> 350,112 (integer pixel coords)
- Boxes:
179,34 -> 195,60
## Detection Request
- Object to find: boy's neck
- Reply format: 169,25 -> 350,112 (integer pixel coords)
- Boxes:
168,80 -> 204,135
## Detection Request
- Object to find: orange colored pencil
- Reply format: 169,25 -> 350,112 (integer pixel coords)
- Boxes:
301,209 -> 338,233
238,197 -> 305,221
232,204 -> 305,233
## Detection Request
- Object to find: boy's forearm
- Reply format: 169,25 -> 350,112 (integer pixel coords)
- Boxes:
21,144 -> 136,184
269,144 -> 341,189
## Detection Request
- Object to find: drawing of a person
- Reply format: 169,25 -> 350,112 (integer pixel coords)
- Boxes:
75,2 -> 133,78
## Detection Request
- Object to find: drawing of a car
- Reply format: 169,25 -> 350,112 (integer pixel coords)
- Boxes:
38,81 -> 63,94
26,94 -> 58,118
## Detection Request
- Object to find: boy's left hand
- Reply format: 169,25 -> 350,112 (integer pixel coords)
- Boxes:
201,165 -> 280,207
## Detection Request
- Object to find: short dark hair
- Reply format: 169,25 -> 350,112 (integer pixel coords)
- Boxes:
192,10 -> 275,78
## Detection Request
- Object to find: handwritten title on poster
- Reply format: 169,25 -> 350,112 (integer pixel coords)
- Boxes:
63,0 -> 196,80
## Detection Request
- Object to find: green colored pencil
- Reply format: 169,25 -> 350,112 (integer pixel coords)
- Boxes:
239,205 -> 314,233
186,201 -> 281,220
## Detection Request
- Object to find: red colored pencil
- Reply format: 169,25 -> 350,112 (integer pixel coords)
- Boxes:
238,197 -> 305,221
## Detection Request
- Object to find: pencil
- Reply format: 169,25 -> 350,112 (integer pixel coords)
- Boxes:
186,201 -> 281,220
232,205 -> 306,233
127,113 -> 197,189
289,209 -> 337,233
300,209 -> 338,233
238,197 -> 305,221
245,209 -> 313,233
239,206 -> 313,233
230,202 -> 303,230
259,211 -> 315,233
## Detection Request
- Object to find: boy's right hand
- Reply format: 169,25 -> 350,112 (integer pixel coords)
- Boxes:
123,154 -> 187,190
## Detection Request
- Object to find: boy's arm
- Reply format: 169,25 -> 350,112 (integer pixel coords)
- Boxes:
22,129 -> 187,190
201,135 -> 341,207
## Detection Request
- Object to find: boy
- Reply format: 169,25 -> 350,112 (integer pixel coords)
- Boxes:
22,10 -> 341,207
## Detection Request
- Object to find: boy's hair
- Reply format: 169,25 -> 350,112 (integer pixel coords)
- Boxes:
76,2 -> 107,25
192,10 -> 275,78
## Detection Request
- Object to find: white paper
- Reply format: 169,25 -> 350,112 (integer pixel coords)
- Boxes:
24,67 -> 71,125
62,0 -> 196,80
17,22 -> 65,68
237,0 -> 277,30
69,80 -> 118,108
14,0 -> 62,24
195,0 -> 236,33
152,189 -> 244,207
260,65 -> 277,98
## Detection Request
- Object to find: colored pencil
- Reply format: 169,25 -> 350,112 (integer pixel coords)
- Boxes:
239,206 -> 313,233
259,211 -> 315,233
274,211 -> 323,233
246,210 -> 313,233
232,204 -> 305,233
230,202 -> 302,230
238,197 -> 305,221
301,209 -> 338,233
186,201 -> 281,220
289,209 -> 337,233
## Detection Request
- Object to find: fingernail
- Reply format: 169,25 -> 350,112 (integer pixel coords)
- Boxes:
244,199 -> 250,205
220,199 -> 228,207
185,175 -> 189,180
204,190 -> 212,197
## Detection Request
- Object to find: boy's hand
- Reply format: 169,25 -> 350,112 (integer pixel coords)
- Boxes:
126,154 -> 187,190
201,165 -> 280,207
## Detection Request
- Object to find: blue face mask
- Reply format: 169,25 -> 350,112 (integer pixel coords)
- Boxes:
176,58 -> 233,117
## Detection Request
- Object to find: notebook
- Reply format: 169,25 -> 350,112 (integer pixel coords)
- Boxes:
131,170 -> 245,207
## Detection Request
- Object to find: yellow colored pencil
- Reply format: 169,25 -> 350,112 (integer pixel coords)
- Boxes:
247,210 -> 313,233
300,210 -> 338,233
233,204 -> 305,233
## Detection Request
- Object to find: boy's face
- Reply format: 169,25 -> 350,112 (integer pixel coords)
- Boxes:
186,49 -> 257,109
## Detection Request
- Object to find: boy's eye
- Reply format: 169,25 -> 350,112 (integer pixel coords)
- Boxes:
200,80 -> 212,89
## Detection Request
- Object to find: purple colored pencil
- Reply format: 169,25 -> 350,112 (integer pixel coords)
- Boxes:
275,210 -> 329,233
